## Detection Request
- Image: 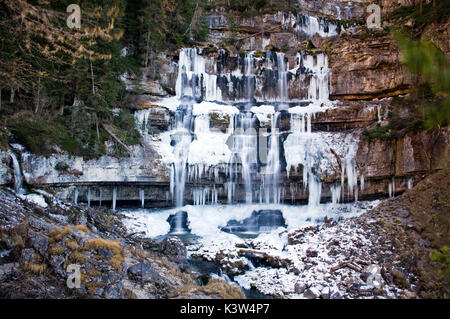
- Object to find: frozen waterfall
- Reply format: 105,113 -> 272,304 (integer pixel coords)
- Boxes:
137,46 -> 362,207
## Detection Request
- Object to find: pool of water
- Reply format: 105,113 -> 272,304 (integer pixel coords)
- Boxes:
120,201 -> 379,239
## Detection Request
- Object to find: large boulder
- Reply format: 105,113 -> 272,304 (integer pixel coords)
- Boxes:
221,210 -> 286,233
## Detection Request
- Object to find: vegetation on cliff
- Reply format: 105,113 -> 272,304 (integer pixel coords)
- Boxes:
364,2 -> 449,143
0,0 -> 209,158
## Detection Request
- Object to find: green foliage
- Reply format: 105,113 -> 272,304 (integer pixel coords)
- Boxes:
205,0 -> 288,17
395,34 -> 450,129
387,0 -> 450,34
430,246 -> 450,279
7,113 -> 103,158
0,0 -> 144,157
225,13 -> 239,43
112,109 -> 140,146
363,125 -> 394,141
55,162 -> 70,172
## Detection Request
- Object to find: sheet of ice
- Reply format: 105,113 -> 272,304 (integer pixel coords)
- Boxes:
121,202 -> 378,238
192,101 -> 240,116
152,96 -> 181,112
250,105 -> 275,125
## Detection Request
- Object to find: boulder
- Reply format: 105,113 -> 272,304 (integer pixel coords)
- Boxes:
294,282 -> 307,294
159,236 -> 187,260
127,263 -> 162,284
221,210 -> 286,234
304,286 -> 321,299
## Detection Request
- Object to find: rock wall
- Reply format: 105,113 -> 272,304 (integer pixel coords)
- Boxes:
328,36 -> 411,99
1,0 -> 447,208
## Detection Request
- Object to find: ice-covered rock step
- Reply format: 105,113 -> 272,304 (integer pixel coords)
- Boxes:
220,210 -> 287,234
167,211 -> 191,234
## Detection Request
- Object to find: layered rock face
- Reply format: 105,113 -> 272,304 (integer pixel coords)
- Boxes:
1,0 -> 448,208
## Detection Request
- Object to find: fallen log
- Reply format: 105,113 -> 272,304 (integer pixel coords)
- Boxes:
331,261 -> 363,273
102,124 -> 133,154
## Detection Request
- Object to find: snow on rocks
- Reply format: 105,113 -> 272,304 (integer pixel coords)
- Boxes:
188,210 -> 417,299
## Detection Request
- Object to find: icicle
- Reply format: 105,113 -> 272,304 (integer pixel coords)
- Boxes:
139,188 -> 145,208
331,185 -> 341,205
407,177 -> 414,190
87,187 -> 91,208
74,188 -> 79,205
112,186 -> 117,211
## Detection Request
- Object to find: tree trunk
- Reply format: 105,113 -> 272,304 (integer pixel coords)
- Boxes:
35,74 -> 41,113
145,29 -> 150,68
420,0 -> 423,15
59,94 -> 65,115
102,124 -> 132,154
95,114 -> 100,140
90,59 -> 95,95
10,88 -> 14,104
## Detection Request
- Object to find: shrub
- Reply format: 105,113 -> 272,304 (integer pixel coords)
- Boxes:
55,162 -> 70,172
430,246 -> 450,279
85,238 -> 124,271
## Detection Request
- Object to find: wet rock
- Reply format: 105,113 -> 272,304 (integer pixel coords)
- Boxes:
159,236 -> 187,261
395,209 -> 409,218
28,216 -> 53,232
328,286 -> 342,299
98,248 -> 114,259
0,263 -> 18,278
29,232 -> 48,256
221,210 -> 286,233
50,255 -> 66,277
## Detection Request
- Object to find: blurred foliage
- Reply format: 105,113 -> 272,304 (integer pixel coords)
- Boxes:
430,246 -> 450,279
364,33 -> 449,141
387,0 -> 450,35
396,34 -> 450,130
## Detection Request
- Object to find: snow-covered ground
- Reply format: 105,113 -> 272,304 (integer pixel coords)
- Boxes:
120,200 -> 418,299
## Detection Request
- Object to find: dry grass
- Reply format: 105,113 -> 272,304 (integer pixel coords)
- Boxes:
74,225 -> 89,233
85,239 -> 122,255
85,238 -> 124,271
48,245 -> 65,255
69,251 -> 87,264
12,233 -> 25,249
23,262 -> 47,275
65,239 -> 80,251
170,279 -> 245,299
109,254 -> 125,271
47,226 -> 72,242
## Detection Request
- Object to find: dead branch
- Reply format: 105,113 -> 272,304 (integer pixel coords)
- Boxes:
102,124 -> 132,154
